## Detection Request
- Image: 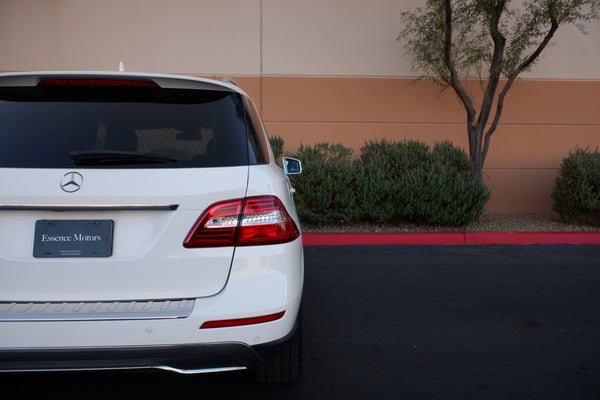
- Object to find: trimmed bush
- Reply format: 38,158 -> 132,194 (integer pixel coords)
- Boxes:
288,143 -> 359,227
278,137 -> 490,227
268,135 -> 285,163
355,139 -> 490,226
552,147 -> 600,226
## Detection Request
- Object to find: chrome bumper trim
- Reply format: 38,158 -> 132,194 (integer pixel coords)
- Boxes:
156,366 -> 247,374
0,204 -> 179,211
0,299 -> 195,321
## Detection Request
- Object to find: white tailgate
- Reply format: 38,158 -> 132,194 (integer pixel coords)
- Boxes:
0,167 -> 248,302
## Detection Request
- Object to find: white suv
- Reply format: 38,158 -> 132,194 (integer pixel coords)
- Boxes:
0,71 -> 303,383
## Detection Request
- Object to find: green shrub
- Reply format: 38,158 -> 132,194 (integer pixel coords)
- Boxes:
276,136 -> 490,227
413,161 -> 490,226
288,143 -> 359,227
354,161 -> 397,223
355,139 -> 489,226
268,135 -> 285,163
552,147 -> 600,226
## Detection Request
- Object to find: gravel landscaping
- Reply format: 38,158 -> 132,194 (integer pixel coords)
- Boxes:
301,212 -> 600,233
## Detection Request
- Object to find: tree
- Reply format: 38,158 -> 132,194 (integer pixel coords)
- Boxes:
398,0 -> 599,180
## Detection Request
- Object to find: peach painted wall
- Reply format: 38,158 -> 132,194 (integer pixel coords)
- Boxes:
1,0 -> 599,213
227,76 -> 600,213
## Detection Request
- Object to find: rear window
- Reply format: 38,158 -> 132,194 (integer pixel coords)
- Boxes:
0,85 -> 264,168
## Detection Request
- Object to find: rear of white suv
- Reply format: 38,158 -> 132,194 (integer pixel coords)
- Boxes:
0,72 -> 303,383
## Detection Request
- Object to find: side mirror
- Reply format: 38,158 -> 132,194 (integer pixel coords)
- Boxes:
282,157 -> 302,175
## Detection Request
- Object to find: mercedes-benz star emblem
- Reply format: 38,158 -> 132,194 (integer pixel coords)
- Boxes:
60,172 -> 84,193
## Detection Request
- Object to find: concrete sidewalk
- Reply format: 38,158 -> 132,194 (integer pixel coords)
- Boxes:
303,231 -> 600,246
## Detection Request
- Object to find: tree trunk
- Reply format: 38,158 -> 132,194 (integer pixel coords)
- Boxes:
468,124 -> 485,181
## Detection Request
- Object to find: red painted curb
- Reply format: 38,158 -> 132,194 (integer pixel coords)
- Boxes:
302,232 -> 465,246
465,232 -> 600,245
302,232 -> 600,246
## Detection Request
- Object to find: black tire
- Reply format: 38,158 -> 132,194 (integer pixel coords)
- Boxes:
255,315 -> 302,383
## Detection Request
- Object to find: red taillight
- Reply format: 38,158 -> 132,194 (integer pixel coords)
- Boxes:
37,79 -> 159,88
183,196 -> 299,248
200,311 -> 286,329
184,200 -> 242,248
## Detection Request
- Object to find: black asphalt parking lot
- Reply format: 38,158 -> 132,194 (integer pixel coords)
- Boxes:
3,244 -> 600,399
299,244 -> 600,400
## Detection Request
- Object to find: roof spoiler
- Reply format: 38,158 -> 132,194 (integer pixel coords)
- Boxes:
221,77 -> 238,86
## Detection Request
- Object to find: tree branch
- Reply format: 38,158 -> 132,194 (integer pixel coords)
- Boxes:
443,0 -> 476,128
477,1 -> 506,133
482,16 -> 560,162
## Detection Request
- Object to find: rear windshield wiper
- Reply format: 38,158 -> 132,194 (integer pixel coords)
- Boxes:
69,151 -> 177,166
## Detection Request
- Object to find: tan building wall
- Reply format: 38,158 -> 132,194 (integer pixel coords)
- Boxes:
1,0 -> 599,213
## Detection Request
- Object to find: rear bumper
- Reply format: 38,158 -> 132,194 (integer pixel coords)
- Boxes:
0,240 -> 303,349
0,322 -> 298,374
0,239 -> 304,374
0,343 -> 260,374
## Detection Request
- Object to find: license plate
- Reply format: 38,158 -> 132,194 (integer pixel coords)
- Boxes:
33,220 -> 114,258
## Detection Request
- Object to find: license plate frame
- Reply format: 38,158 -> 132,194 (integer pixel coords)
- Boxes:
33,220 -> 114,258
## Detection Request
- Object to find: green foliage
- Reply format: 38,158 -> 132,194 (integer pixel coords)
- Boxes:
552,147 -> 600,226
288,143 -> 359,227
398,1 -> 599,181
355,139 -> 429,222
355,139 -> 490,226
399,0 -> 489,87
398,0 -> 600,85
282,137 -> 489,227
268,135 -> 285,163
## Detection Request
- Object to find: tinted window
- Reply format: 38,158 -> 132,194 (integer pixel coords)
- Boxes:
0,86 -> 251,168
244,99 -> 269,165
